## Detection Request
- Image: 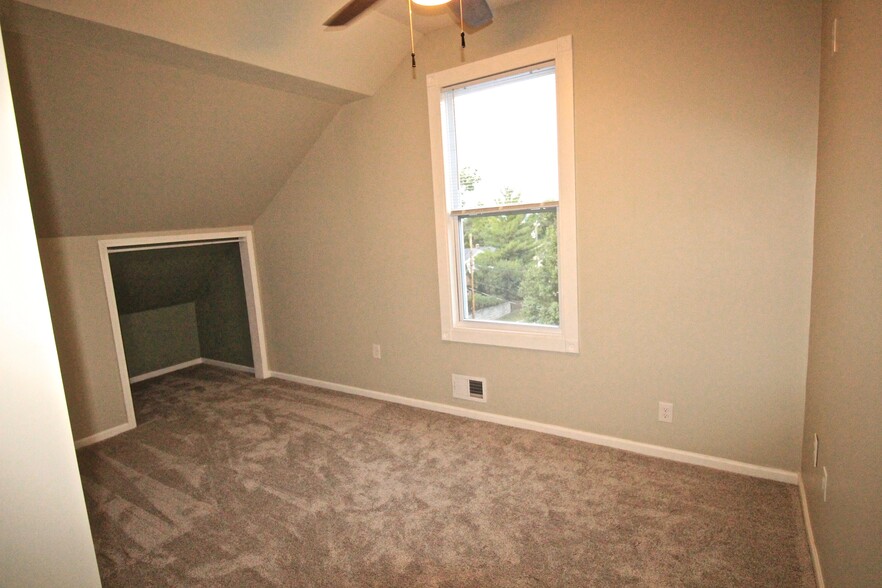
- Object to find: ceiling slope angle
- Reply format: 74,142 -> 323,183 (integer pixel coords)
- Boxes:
0,0 -> 523,237
1,0 -> 421,97
0,0 -> 411,237
0,22 -> 293,235
2,23 -> 343,237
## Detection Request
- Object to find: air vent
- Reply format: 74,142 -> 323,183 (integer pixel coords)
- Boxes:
452,374 -> 487,403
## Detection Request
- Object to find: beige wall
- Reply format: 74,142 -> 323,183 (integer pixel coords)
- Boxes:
39,235 -> 128,440
802,0 -> 882,585
0,28 -> 100,587
255,0 -> 821,472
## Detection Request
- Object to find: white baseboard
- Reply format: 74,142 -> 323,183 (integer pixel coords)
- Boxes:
270,371 -> 799,485
128,358 -> 203,383
74,421 -> 135,449
128,358 -> 254,384
798,474 -> 826,588
201,358 -> 255,374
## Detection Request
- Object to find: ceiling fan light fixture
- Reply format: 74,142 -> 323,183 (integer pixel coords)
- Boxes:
412,0 -> 450,6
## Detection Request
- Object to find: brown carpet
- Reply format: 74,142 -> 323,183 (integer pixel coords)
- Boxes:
77,365 -> 816,587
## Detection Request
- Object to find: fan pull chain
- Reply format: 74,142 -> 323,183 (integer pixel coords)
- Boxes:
460,0 -> 465,48
408,0 -> 416,68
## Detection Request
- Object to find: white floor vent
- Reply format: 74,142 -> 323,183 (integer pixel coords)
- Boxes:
452,374 -> 487,403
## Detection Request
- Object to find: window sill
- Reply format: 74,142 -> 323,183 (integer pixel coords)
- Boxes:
442,321 -> 579,354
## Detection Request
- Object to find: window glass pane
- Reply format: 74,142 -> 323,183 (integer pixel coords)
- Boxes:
459,209 -> 559,326
445,67 -> 558,211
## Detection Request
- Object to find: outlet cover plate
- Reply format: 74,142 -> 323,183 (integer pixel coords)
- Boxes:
658,401 -> 673,423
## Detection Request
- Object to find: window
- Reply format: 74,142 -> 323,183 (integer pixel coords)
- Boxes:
426,36 -> 578,353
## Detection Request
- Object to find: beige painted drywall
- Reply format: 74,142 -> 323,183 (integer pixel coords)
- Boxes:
802,1 -> 882,585
3,26 -> 340,237
0,28 -> 100,587
38,227 -> 252,441
255,0 -> 821,471
39,235 -> 130,439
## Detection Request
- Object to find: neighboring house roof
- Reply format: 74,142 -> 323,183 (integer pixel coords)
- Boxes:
462,246 -> 495,267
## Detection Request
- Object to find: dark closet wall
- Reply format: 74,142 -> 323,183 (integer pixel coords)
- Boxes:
118,303 -> 200,375
194,247 -> 253,367
110,242 -> 253,377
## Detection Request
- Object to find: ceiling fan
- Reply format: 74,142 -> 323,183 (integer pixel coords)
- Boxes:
323,0 -> 493,30
324,0 -> 493,67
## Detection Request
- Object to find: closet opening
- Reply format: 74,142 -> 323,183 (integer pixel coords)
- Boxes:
98,230 -> 268,430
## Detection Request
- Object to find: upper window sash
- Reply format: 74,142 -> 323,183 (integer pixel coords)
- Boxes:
439,63 -> 559,215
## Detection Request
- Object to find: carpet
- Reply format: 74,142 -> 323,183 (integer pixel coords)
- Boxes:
77,365 -> 816,587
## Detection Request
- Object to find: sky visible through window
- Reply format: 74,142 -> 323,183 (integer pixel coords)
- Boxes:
452,68 -> 558,209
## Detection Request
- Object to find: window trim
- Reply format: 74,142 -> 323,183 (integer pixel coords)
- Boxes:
426,36 -> 579,354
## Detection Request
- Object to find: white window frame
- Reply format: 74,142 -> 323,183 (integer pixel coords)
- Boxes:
426,36 -> 578,354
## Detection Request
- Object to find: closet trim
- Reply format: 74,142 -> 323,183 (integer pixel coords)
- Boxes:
97,229 -> 269,433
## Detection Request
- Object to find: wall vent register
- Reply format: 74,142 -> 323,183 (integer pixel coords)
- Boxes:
453,374 -> 487,402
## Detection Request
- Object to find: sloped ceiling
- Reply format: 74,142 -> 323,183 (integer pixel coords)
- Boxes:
5,29 -> 344,237
0,0 -> 520,237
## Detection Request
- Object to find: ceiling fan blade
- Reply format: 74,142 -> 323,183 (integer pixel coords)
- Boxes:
323,0 -> 382,27
449,0 -> 493,30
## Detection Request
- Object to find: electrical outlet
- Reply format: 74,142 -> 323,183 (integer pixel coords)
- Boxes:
372,344 -> 381,359
658,402 -> 673,423
813,433 -> 819,467
822,467 -> 828,502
